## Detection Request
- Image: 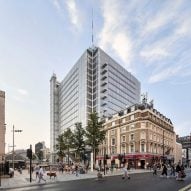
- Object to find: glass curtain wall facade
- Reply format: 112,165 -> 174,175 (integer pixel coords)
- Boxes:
50,47 -> 140,163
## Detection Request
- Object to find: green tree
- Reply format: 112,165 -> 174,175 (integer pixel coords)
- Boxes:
73,122 -> 85,160
62,128 -> 74,146
63,128 -> 75,163
86,112 -> 106,167
55,134 -> 66,162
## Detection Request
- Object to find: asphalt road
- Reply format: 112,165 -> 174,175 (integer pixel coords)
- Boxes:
4,171 -> 191,191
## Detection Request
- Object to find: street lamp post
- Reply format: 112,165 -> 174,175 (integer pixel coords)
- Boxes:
12,125 -> 22,170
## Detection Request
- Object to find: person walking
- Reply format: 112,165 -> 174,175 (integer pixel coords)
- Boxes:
75,164 -> 79,177
161,163 -> 168,177
170,164 -> 175,177
153,163 -> 157,176
122,164 -> 130,180
34,164 -> 40,180
175,162 -> 181,179
38,166 -> 46,183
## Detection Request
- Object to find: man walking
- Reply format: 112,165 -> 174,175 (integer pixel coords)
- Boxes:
122,164 -> 130,180
38,166 -> 46,183
161,163 -> 168,177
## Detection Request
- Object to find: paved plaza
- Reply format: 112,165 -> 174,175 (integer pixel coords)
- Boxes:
0,168 -> 191,191
0,168 -> 150,189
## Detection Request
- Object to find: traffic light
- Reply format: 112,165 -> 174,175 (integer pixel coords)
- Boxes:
27,149 -> 32,159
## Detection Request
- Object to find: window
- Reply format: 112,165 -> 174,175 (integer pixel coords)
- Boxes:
154,144 -> 156,153
130,124 -> 135,130
150,144 -> 153,153
112,121 -> 115,126
131,106 -> 135,112
141,122 -> 146,128
122,136 -> 126,142
130,134 -> 134,141
153,134 -> 156,141
111,129 -> 115,135
150,133 -> 153,140
111,138 -> 115,146
130,115 -> 134,120
121,127 -> 126,133
141,143 -> 145,152
122,118 -> 125,123
111,147 -> 115,154
130,145 -> 134,153
141,131 -> 146,139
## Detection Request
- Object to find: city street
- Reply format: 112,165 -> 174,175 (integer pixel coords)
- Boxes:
4,171 -> 191,191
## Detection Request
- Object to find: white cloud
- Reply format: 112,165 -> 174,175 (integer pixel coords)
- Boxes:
65,0 -> 82,31
52,0 -> 61,11
138,1 -> 191,83
142,0 -> 182,36
175,16 -> 191,37
98,0 -> 133,70
140,47 -> 169,63
148,65 -> 183,83
51,0 -> 82,31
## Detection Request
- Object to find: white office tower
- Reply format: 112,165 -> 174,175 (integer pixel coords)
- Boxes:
50,47 -> 140,162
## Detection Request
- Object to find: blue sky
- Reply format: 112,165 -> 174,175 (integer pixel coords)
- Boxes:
0,0 -> 191,152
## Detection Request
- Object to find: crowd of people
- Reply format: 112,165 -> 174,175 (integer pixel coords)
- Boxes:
29,162 -> 89,183
152,161 -> 186,180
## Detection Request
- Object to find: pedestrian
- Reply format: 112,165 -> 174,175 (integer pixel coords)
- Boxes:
38,166 -> 46,183
122,164 -> 130,180
170,164 -> 175,177
161,163 -> 168,177
175,162 -> 181,179
75,164 -> 79,177
34,164 -> 40,179
153,163 -> 157,176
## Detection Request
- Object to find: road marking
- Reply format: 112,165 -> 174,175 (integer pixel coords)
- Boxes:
179,184 -> 191,191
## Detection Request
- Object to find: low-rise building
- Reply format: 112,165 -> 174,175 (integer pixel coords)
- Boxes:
97,100 -> 175,169
174,142 -> 182,164
177,135 -> 191,167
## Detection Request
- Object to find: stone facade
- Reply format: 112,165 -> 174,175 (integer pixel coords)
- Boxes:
0,90 -> 6,162
97,102 -> 175,169
174,142 -> 182,164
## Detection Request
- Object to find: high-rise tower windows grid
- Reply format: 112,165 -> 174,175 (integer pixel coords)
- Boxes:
50,47 -> 140,163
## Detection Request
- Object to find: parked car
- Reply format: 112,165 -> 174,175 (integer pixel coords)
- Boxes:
9,168 -> 14,178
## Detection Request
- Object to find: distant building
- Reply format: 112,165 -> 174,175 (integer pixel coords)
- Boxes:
97,99 -> 175,169
50,46 -> 140,163
177,135 -> 191,166
0,90 -> 6,162
35,141 -> 45,161
174,142 -> 182,164
34,142 -> 50,161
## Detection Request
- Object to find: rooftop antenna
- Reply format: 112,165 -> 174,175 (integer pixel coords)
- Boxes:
91,8 -> 94,47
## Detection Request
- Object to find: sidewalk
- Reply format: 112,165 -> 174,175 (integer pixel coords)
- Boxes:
0,168 -> 151,190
